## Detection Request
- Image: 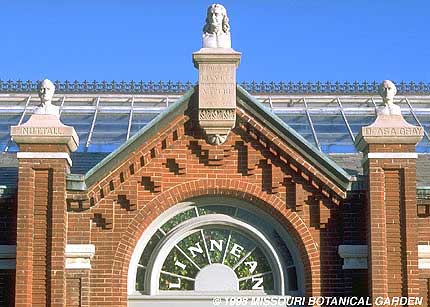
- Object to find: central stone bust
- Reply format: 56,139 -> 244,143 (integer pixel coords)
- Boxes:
193,3 -> 241,145
202,3 -> 231,48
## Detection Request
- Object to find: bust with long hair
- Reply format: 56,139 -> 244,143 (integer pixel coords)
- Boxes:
202,4 -> 231,48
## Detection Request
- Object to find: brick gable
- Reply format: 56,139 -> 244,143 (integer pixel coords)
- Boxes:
63,89 -> 356,304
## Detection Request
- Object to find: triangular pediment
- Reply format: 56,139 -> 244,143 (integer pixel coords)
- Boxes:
67,85 -> 352,205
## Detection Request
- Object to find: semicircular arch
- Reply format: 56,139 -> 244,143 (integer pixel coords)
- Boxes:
112,178 -> 321,303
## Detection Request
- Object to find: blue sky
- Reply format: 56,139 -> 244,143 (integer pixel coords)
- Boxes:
1,0 -> 429,82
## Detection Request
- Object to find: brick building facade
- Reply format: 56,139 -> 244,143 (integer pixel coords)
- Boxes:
1,23 -> 430,307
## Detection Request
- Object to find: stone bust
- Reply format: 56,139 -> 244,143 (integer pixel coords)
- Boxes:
377,80 -> 401,116
202,3 -> 231,48
34,79 -> 60,116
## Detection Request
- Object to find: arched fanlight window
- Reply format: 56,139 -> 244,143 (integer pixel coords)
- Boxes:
128,197 -> 304,303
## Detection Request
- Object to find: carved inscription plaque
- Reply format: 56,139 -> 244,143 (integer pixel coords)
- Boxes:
199,64 -> 235,83
199,63 -> 236,109
362,126 -> 423,137
193,49 -> 241,144
17,127 -> 61,135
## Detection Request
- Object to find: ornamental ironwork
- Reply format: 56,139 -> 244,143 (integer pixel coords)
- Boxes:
0,80 -> 429,95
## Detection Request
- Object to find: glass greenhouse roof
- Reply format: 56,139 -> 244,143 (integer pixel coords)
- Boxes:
1,81 -> 430,154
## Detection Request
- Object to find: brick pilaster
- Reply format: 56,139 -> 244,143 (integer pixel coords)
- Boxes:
356,115 -> 423,306
11,114 -> 79,306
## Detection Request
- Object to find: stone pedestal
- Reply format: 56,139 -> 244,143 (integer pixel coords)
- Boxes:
355,114 -> 423,305
356,114 -> 423,149
193,48 -> 241,144
11,114 -> 78,306
11,114 -> 79,154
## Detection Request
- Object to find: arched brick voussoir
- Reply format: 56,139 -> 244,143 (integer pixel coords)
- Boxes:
112,178 -> 321,303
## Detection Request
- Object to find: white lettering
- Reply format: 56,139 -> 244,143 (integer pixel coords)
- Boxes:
229,243 -> 244,258
21,127 -> 61,135
188,242 -> 204,258
209,239 -> 223,252
251,276 -> 264,290
244,261 -> 258,273
363,127 -> 423,137
201,87 -> 233,96
174,260 -> 186,270
373,297 -> 423,306
168,278 -> 181,289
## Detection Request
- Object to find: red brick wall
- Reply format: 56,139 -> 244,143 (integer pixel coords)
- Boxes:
15,98 -> 430,305
384,169 -> 406,297
418,198 -> 430,241
6,96 -> 430,305
32,169 -> 51,306
66,277 -> 81,306
364,144 -> 421,302
63,103 -> 365,305
15,158 -> 69,306
65,271 -> 90,307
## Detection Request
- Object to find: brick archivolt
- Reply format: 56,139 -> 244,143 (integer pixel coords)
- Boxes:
111,179 -> 321,302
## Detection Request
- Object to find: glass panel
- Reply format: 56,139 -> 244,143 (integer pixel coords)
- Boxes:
139,229 -> 164,267
0,114 -> 20,127
0,114 -> 20,150
404,100 -> 430,152
346,113 -> 376,144
129,113 -> 159,137
161,247 -> 199,280
5,141 -> 18,152
403,113 -> 419,126
234,248 -> 271,279
415,114 -> 430,134
402,113 -> 430,153
159,273 -> 194,290
160,208 -> 197,233
276,114 -> 316,146
223,231 -> 255,268
176,231 -> 209,268
60,113 -> 93,151
287,267 -> 298,291
136,266 -> 146,292
235,208 -> 272,234
159,228 -> 274,292
89,113 -> 129,152
198,205 -> 236,216
272,231 -> 294,267
135,205 -> 298,294
239,273 -> 274,291
417,137 -> 430,153
311,113 -> 355,153
204,228 -> 230,263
